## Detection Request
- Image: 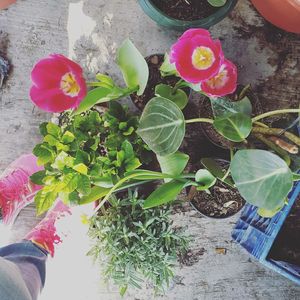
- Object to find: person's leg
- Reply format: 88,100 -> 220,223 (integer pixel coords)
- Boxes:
0,241 -> 47,300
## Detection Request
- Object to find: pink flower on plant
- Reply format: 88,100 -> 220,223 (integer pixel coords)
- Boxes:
30,54 -> 87,113
201,59 -> 238,97
170,29 -> 224,84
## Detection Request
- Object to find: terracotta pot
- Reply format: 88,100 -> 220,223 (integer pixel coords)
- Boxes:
0,0 -> 16,10
251,0 -> 300,33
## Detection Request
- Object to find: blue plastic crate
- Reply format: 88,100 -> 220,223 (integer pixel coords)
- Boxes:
232,175 -> 300,285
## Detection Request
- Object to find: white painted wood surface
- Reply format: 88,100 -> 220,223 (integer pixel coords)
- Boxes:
0,1 -> 299,299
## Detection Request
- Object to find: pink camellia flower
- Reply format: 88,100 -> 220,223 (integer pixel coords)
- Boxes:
30,54 -> 87,113
201,59 -> 237,97
170,28 -> 224,84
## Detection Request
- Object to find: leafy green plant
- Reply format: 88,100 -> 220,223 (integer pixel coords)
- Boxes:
31,102 -> 151,214
135,95 -> 300,215
207,0 -> 227,7
88,190 -> 188,296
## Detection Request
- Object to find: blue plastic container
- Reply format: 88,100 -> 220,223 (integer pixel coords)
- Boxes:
232,178 -> 300,284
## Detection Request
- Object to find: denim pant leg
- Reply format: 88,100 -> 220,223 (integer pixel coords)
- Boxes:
0,240 -> 48,300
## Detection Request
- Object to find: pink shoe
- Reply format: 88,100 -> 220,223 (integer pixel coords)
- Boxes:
0,154 -> 43,225
25,200 -> 71,257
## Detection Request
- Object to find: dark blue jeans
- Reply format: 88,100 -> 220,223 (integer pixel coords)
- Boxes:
0,240 -> 47,300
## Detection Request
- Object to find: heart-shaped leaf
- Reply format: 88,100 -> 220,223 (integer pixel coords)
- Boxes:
117,39 -> 149,95
137,97 -> 185,156
213,112 -> 252,142
195,169 -> 216,191
155,84 -> 188,109
210,96 -> 252,118
231,150 -> 293,210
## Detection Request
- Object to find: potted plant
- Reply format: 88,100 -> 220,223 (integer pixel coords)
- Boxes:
0,0 -> 15,10
251,0 -> 300,34
138,0 -> 238,31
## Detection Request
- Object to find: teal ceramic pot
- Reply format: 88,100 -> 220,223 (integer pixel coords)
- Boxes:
138,0 -> 238,31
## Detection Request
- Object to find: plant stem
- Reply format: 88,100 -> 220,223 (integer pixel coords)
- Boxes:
253,133 -> 291,166
252,127 -> 300,146
252,109 -> 300,122
186,118 -> 214,124
254,121 -> 269,128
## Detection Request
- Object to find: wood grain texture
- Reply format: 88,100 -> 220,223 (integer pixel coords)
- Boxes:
0,1 -> 299,299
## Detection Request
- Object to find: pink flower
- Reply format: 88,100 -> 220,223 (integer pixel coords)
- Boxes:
30,54 -> 87,113
201,59 -> 237,97
170,29 -> 224,84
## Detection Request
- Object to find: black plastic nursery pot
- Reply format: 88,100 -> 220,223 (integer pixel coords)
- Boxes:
138,0 -> 238,31
198,85 -> 263,150
187,159 -> 245,219
130,54 -> 192,111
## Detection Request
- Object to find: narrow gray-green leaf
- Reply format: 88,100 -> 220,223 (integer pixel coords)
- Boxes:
117,39 -> 149,95
137,97 -> 185,156
231,150 -> 293,210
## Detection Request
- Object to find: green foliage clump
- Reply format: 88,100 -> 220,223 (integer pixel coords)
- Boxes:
88,190 -> 188,296
31,102 -> 151,214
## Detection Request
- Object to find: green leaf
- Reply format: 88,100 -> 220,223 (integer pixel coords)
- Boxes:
35,189 -> 58,215
61,131 -> 75,144
207,0 -> 227,7
195,169 -> 216,191
95,73 -> 115,88
155,84 -> 188,109
125,158 -> 141,172
92,176 -> 114,188
125,169 -> 168,180
39,122 -> 48,136
117,39 -> 149,95
33,144 -> 54,166
75,150 -> 90,165
157,151 -> 189,183
293,173 -> 300,181
77,174 -> 91,195
73,87 -> 111,115
51,151 -> 69,170
30,170 -> 46,186
201,158 -> 234,187
137,97 -> 185,156
210,96 -> 252,118
79,186 -> 110,205
257,203 -> 285,218
44,134 -> 59,146
213,112 -> 252,142
231,150 -> 293,210
143,180 -> 187,209
46,123 -> 61,138
61,173 -> 78,193
73,163 -> 88,175
160,53 -> 178,77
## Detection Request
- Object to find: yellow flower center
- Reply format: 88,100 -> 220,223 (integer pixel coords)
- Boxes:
206,68 -> 228,89
192,46 -> 215,70
60,72 -> 80,97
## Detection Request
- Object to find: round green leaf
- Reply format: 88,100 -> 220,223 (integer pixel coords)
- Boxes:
231,150 -> 293,210
213,112 -> 252,142
207,0 -> 227,7
137,97 -> 185,156
155,84 -> 188,109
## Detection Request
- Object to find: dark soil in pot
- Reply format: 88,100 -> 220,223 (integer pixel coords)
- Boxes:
268,195 -> 300,266
130,54 -> 190,111
188,159 -> 245,218
199,85 -> 263,149
150,0 -> 219,21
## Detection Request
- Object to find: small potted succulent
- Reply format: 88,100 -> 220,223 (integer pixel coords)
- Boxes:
138,0 -> 238,31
